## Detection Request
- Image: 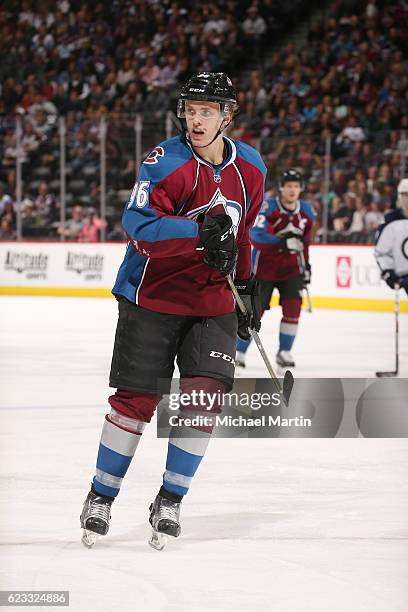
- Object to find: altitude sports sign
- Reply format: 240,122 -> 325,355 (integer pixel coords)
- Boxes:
0,242 -> 406,311
0,242 -> 124,297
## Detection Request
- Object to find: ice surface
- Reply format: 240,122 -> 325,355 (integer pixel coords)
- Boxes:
0,297 -> 407,612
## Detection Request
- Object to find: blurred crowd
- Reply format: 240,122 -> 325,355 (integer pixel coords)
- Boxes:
0,0 -> 406,242
230,0 -> 408,241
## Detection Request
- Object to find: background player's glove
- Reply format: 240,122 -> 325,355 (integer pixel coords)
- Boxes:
235,275 -> 261,341
301,262 -> 311,286
381,269 -> 400,289
401,275 -> 408,296
283,233 -> 304,252
197,213 -> 237,275
399,274 -> 408,287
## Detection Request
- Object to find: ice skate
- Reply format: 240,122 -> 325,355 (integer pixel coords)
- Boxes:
148,494 -> 181,551
80,490 -> 113,548
235,351 -> 246,368
276,350 -> 295,368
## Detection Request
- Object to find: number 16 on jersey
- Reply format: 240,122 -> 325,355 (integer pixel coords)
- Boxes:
128,181 -> 150,209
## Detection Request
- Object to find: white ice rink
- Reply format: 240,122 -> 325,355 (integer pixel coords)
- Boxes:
1,296 -> 407,612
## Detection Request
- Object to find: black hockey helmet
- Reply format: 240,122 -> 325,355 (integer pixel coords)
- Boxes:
177,72 -> 239,119
280,168 -> 303,187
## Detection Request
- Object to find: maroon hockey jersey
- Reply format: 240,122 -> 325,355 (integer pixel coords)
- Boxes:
113,135 -> 266,315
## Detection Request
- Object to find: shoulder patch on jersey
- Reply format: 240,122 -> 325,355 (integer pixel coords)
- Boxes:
300,199 -> 317,220
143,147 -> 164,165
139,136 -> 193,185
235,140 -> 267,178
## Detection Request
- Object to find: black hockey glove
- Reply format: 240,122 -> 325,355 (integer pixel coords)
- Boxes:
382,269 -> 400,290
283,233 -> 304,253
197,213 -> 238,276
301,262 -> 311,286
235,275 -> 261,341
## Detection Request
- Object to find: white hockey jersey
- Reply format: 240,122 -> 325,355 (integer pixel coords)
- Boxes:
374,212 -> 408,276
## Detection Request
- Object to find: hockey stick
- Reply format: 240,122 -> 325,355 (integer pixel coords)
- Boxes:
376,284 -> 399,377
227,274 -> 294,404
298,251 -> 312,313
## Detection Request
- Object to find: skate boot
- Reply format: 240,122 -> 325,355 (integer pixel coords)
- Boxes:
148,494 -> 181,551
276,350 -> 295,368
80,489 -> 114,548
235,351 -> 246,368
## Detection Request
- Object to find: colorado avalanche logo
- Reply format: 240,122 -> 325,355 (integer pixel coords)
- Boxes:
186,188 -> 242,236
143,146 -> 164,165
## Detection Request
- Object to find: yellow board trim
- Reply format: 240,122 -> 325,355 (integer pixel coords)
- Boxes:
0,286 -> 112,298
271,294 -> 407,313
0,286 -> 407,312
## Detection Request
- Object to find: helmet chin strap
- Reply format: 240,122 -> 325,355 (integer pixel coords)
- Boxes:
186,116 -> 232,149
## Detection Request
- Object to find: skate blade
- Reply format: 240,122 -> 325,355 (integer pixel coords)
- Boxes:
81,529 -> 100,548
148,529 -> 167,551
276,361 -> 295,371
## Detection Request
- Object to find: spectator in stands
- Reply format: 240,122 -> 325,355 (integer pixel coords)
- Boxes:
107,221 -> 126,242
0,185 -> 13,216
364,202 -> 384,234
142,81 -> 169,121
0,201 -> 16,229
21,199 -> 45,238
331,195 -> 352,233
117,58 -> 137,90
347,196 -> 366,239
139,55 -> 161,88
58,205 -> 85,240
78,208 -> 107,242
0,217 -> 15,240
34,182 -> 58,224
241,6 -> 267,56
160,54 -> 180,91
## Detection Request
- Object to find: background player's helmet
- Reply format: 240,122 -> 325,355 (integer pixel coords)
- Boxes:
280,168 -> 303,187
397,178 -> 408,194
177,72 -> 239,119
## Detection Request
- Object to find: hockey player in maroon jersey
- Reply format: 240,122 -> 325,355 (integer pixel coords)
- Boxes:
236,169 -> 316,368
80,73 -> 266,549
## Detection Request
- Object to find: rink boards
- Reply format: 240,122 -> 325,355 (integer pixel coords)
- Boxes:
0,242 -> 407,312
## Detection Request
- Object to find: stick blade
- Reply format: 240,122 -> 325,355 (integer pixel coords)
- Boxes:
375,371 -> 398,378
282,370 -> 295,404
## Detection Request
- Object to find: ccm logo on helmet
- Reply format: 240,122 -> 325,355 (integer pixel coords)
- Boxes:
209,350 -> 235,365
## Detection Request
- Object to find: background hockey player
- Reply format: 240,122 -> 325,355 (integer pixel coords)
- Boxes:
375,178 -> 408,295
236,169 -> 316,368
80,72 -> 265,549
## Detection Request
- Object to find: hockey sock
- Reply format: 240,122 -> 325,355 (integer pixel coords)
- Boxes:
236,337 -> 251,354
279,298 -> 301,352
93,390 -> 160,498
93,408 -> 145,497
162,377 -> 225,497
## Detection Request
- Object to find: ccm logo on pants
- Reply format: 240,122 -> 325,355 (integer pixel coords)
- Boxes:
209,351 -> 235,366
